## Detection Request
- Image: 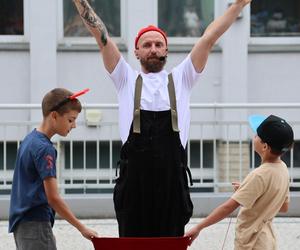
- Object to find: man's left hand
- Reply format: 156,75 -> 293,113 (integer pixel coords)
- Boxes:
235,0 -> 252,7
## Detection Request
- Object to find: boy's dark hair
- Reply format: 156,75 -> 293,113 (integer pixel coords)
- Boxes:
42,88 -> 82,117
257,115 -> 294,155
268,143 -> 293,156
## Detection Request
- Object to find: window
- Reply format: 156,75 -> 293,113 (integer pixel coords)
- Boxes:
189,140 -> 214,192
63,0 -> 121,37
63,140 -> 122,194
189,140 -> 214,169
0,141 -> 18,170
292,141 -> 300,167
251,140 -> 300,169
0,0 -> 24,35
251,0 -> 300,37
64,140 -> 121,169
158,0 -> 214,37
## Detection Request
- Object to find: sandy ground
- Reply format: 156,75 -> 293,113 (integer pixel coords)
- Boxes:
1,217 -> 300,250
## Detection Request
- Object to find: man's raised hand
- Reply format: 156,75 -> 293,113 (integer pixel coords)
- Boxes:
72,0 -> 108,47
235,0 -> 252,7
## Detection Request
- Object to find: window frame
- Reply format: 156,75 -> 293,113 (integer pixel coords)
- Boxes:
157,0 -> 217,48
249,1 -> 300,45
162,0 -> 300,47
249,37 -> 300,45
0,0 -> 29,44
57,0 -> 126,49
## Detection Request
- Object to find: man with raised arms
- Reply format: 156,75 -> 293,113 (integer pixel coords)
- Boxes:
73,0 -> 252,237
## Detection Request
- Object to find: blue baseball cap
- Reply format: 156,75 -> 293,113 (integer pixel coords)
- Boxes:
248,114 -> 294,153
248,115 -> 267,134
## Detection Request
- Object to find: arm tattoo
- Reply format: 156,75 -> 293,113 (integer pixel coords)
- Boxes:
75,0 -> 108,46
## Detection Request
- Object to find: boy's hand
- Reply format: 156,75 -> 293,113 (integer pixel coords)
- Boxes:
184,226 -> 201,245
232,182 -> 240,192
80,227 -> 98,240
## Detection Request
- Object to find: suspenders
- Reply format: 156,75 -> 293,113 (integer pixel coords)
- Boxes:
133,74 -> 180,133
167,74 -> 180,133
133,75 -> 143,133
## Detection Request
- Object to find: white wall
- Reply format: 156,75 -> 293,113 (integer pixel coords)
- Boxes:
0,51 -> 30,104
1,0 -> 300,141
248,53 -> 300,103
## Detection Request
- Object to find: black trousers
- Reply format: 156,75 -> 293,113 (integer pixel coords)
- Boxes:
113,110 -> 193,237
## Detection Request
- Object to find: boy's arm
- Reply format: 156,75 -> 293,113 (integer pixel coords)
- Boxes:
72,0 -> 121,73
279,202 -> 289,213
185,198 -> 240,244
43,177 -> 98,240
190,0 -> 251,73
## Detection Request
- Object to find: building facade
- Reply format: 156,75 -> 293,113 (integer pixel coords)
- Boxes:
1,0 -> 300,217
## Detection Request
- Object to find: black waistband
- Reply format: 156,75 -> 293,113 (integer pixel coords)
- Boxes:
129,109 -> 176,137
139,109 -> 171,118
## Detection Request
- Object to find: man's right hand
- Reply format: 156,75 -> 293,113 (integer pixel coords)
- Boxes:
72,0 -> 120,73
72,0 -> 108,47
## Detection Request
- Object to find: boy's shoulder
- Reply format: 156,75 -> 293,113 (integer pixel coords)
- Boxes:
250,161 -> 289,183
256,161 -> 287,172
20,129 -> 54,154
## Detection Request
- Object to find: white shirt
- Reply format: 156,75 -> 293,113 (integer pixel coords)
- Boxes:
109,55 -> 201,146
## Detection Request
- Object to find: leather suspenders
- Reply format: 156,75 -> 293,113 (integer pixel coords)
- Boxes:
167,74 -> 180,132
133,75 -> 143,133
133,74 -> 179,133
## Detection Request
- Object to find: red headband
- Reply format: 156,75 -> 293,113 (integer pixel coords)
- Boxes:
50,88 -> 90,111
135,25 -> 167,49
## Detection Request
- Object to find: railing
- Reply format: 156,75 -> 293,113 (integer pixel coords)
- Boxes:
0,103 -> 300,195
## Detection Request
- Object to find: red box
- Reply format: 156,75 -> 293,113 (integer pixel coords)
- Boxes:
92,236 -> 190,250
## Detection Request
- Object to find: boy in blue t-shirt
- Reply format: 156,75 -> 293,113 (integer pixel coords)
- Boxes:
9,88 -> 97,249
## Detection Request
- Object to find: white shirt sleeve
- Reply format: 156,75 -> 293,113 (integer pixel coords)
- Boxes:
107,56 -> 137,143
169,54 -> 202,147
172,54 -> 201,90
109,56 -> 136,92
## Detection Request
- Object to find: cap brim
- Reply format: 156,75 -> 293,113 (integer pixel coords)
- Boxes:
248,115 -> 266,133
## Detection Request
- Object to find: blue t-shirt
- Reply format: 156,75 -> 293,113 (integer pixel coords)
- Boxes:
9,129 -> 57,233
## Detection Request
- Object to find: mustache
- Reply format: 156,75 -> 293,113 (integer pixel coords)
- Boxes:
147,55 -> 167,61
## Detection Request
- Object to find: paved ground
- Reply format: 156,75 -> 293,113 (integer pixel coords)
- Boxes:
1,217 -> 300,250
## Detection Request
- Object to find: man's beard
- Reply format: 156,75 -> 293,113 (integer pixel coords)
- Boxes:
140,56 -> 167,73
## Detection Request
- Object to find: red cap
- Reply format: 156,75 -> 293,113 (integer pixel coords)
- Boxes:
135,25 -> 167,49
